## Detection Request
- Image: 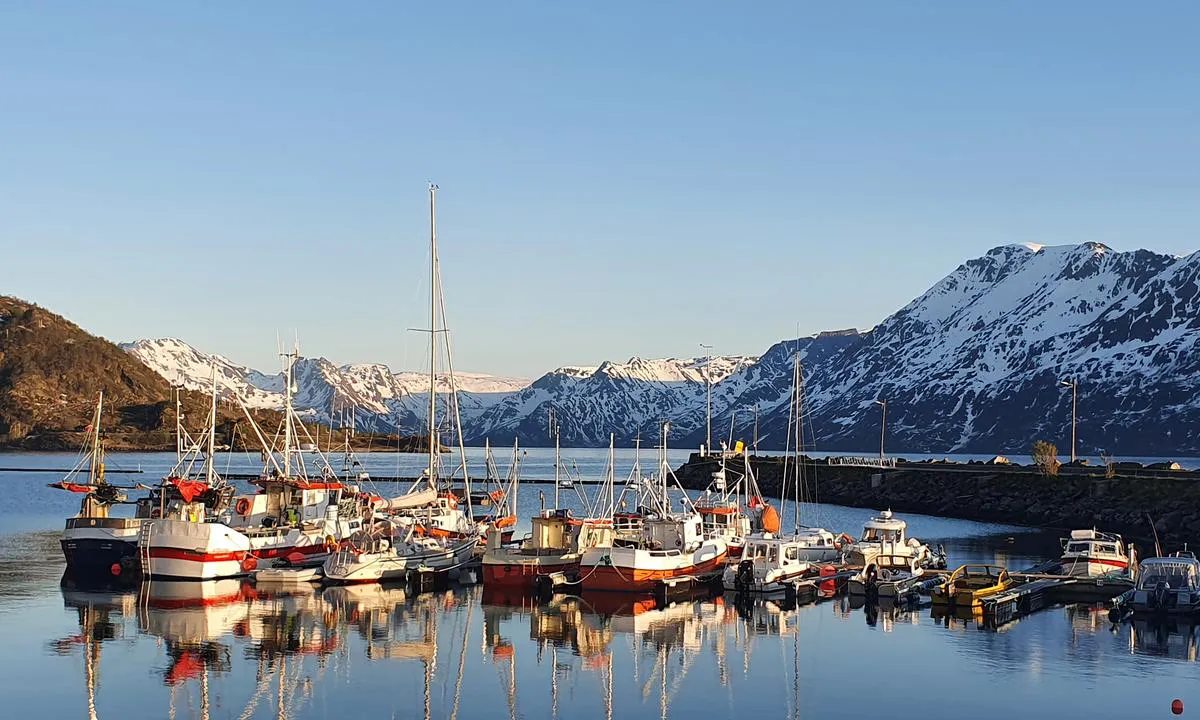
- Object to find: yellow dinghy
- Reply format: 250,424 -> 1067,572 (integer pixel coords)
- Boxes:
931,564 -> 1012,609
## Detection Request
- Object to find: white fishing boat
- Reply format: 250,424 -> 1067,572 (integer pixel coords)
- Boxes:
1060,529 -> 1134,577
323,185 -> 482,585
578,422 -> 728,592
723,534 -> 817,595
843,509 -> 941,569
140,366 -> 371,580
1130,552 -> 1200,615
694,446 -> 755,558
847,554 -> 925,598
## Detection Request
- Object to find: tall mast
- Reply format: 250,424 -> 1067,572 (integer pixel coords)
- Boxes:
550,408 -> 560,508
90,392 -> 104,485
428,183 -> 439,490
282,347 -> 297,478
206,366 -> 218,486
174,386 -> 183,463
791,353 -> 803,531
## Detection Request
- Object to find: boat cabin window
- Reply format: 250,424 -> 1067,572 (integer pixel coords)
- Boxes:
1066,543 -> 1089,553
862,528 -> 899,543
768,545 -> 778,563
1098,543 -> 1119,554
752,544 -> 767,560
785,547 -> 798,561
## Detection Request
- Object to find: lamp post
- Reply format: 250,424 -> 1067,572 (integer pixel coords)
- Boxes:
875,399 -> 887,462
1060,379 -> 1077,463
699,343 -> 713,455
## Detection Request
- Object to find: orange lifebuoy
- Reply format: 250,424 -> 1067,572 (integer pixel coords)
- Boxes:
235,498 -> 251,516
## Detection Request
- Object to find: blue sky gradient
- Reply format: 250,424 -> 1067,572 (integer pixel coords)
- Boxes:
2,2 -> 1198,376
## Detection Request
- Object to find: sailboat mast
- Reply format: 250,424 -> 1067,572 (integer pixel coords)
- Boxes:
90,392 -> 103,485
206,367 -> 218,486
174,386 -> 183,462
792,353 -> 803,532
282,348 -> 297,478
428,183 -> 439,490
551,408 -> 560,507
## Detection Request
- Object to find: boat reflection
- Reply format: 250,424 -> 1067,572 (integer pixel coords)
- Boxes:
52,581 -> 139,720
1129,617 -> 1199,661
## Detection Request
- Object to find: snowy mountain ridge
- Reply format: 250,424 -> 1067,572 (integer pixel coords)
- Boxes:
124,243 -> 1200,454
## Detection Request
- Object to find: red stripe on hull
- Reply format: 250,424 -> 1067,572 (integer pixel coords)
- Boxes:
482,560 -> 578,589
148,543 -> 328,564
1061,556 -> 1129,568
580,552 -> 727,593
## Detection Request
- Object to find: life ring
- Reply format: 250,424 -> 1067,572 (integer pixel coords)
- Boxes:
235,498 -> 252,516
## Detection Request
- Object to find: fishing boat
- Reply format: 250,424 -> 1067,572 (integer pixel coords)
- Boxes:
694,446 -> 755,558
578,422 -> 728,593
843,509 -> 942,569
483,436 -> 618,590
140,364 -> 373,580
1130,553 -> 1200,615
847,554 -> 925,598
52,393 -> 144,580
930,564 -> 1012,609
1059,528 -> 1134,577
323,185 -> 482,585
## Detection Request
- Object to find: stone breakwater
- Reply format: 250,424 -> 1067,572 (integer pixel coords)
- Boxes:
674,454 -> 1200,549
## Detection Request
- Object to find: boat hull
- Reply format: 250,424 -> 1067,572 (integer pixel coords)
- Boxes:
323,539 -> 476,585
481,554 -> 580,589
142,520 -> 332,581
578,542 -> 728,593
62,518 -> 142,579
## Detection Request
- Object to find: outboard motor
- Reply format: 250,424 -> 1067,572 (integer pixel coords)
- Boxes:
865,564 -> 880,600
1152,580 -> 1170,613
734,559 -> 755,592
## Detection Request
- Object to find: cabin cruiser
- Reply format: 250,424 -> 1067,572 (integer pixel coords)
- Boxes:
722,533 -> 831,595
482,509 -> 614,589
844,509 -> 943,569
847,554 -> 925,598
1130,553 -> 1200,615
1060,529 -> 1134,577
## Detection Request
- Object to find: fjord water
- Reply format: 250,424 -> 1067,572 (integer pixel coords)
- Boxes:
1,449 -> 1197,719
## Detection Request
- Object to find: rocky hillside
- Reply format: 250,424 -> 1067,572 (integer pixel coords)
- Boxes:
0,297 -> 424,451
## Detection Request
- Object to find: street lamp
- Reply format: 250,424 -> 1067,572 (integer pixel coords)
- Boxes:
875,399 -> 887,462
1060,379 -> 1077,463
699,343 -> 713,455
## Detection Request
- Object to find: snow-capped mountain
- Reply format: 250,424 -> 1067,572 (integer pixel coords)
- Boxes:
121,338 -> 529,433
459,355 -> 759,447
714,242 -> 1200,455
123,243 -> 1200,454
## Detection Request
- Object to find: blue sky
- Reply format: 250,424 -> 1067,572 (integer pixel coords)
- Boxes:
2,2 -> 1197,377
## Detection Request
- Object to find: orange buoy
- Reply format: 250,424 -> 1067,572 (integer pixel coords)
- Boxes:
1173,699 -> 1184,715
110,563 -> 122,577
760,504 -> 781,534
241,557 -> 258,573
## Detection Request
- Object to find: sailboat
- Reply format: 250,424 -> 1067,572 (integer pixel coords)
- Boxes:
578,422 -> 728,592
723,353 -> 842,594
140,365 -> 373,580
322,185 -> 478,584
53,392 -> 145,580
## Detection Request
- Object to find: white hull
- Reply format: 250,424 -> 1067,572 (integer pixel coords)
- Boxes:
141,518 -> 350,581
323,538 -> 476,584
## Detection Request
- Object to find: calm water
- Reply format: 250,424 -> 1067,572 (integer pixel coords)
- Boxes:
1,449 -> 1197,719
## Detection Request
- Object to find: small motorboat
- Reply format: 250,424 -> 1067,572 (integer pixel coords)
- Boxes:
723,534 -> 819,595
1060,529 -> 1133,577
1130,553 -> 1200,616
843,509 -> 943,569
931,564 -> 1012,609
254,566 -> 323,584
847,554 -> 925,599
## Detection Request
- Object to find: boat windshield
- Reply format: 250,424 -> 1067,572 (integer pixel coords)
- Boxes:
862,528 -> 900,543
1138,565 -> 1198,590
